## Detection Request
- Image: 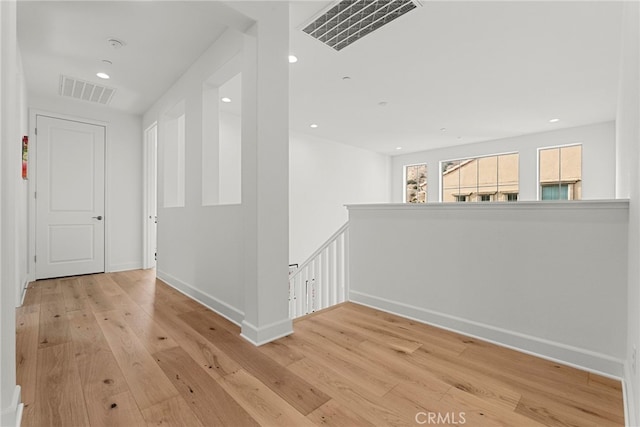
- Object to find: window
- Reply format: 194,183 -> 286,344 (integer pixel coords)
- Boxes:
539,145 -> 581,200
541,184 -> 569,200
442,153 -> 518,203
506,193 -> 518,202
405,164 -> 426,203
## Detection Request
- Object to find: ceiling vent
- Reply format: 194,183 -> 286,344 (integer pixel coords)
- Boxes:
59,75 -> 116,105
302,0 -> 421,51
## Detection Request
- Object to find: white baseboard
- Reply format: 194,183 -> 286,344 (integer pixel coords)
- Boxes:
108,262 -> 143,273
241,318 -> 293,346
19,278 -> 29,307
156,270 -> 244,326
0,385 -> 22,427
624,362 -> 637,427
350,290 -> 625,378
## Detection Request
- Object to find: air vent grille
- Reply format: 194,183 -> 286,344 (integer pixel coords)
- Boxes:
59,75 -> 116,105
302,0 -> 420,51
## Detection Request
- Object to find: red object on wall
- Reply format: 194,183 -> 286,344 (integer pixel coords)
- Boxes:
22,135 -> 28,179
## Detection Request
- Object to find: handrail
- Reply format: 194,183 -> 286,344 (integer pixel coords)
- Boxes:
290,221 -> 349,282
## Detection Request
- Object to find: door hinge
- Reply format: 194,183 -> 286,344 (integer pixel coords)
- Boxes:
34,191 -> 37,199
34,255 -> 37,263
35,128 -> 37,136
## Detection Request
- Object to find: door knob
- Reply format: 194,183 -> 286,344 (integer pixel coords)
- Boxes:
92,215 -> 103,220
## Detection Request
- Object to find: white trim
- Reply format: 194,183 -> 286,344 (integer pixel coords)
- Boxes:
107,262 -> 143,273
19,278 -> 29,307
156,270 -> 244,326
350,290 -> 625,378
624,362 -> 636,427
28,109 -> 109,280
240,318 -> 293,346
0,386 -> 22,427
142,122 -> 158,270
346,199 -> 629,211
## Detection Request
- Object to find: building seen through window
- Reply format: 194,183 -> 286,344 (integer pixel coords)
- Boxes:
441,153 -> 519,202
539,145 -> 582,200
405,164 -> 426,203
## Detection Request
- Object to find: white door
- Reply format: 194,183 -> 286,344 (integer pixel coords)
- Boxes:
36,116 -> 106,279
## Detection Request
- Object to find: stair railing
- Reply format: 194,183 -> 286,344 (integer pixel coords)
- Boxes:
289,222 -> 349,319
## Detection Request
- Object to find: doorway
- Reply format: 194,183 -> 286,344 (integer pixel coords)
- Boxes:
35,115 -> 106,279
144,122 -> 158,269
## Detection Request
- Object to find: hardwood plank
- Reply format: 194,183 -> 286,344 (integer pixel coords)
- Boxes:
588,372 -> 623,391
17,273 -> 625,427
338,304 -> 468,356
67,309 -> 133,423
22,283 -> 42,312
29,342 -> 90,427
258,336 -> 306,367
141,396 -> 205,427
86,390 -> 147,426
153,346 -> 259,426
179,309 -> 331,416
150,308 -> 242,378
284,324 -> 400,397
436,385 -> 546,427
515,393 -> 622,427
319,307 -> 423,353
38,298 -> 72,349
95,309 -> 179,409
359,340 -> 522,411
121,309 -> 179,355
306,399 -> 376,427
219,369 -> 315,426
81,275 -> 116,312
456,345 -> 623,418
289,356 -> 414,426
16,307 -> 40,408
59,277 -> 90,312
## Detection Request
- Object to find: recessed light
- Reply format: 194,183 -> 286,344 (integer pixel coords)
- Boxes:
221,97 -> 231,103
288,55 -> 298,63
102,59 -> 112,65
342,76 -> 351,80
549,118 -> 560,123
310,124 -> 318,128
396,147 -> 402,150
96,72 -> 110,79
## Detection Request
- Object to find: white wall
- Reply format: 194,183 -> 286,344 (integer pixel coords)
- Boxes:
392,122 -> 616,203
143,29 -> 247,325
28,96 -> 143,274
348,201 -> 628,377
617,2 -> 640,425
145,4 -> 292,344
1,1 -> 25,424
289,131 -> 391,265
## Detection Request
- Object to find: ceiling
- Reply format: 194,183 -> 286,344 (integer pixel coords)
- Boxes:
18,1 -> 624,155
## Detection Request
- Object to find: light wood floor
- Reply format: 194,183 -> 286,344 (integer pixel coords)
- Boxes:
17,270 -> 624,426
